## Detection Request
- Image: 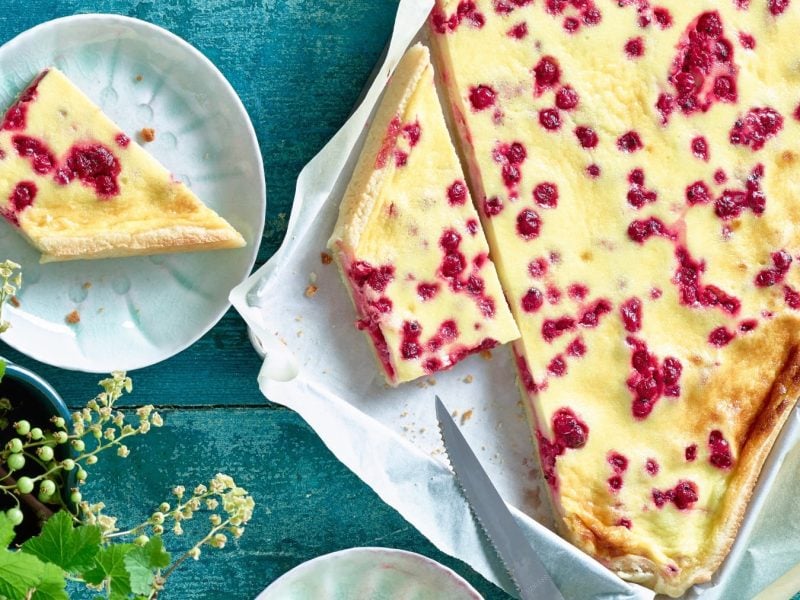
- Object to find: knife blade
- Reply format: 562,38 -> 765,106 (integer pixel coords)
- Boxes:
435,395 -> 565,600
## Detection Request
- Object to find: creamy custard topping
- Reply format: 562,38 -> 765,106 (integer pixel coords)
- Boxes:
431,1 -> 800,595
0,68 -> 244,261
330,44 -> 519,385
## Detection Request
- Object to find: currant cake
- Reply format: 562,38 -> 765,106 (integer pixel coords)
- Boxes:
0,68 -> 245,262
329,44 -> 519,385
430,1 -> 800,595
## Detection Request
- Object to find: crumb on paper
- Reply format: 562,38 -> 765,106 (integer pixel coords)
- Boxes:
82,282 -> 92,289
321,252 -> 333,265
304,284 -> 318,298
480,350 -> 493,360
460,409 -> 474,425
463,374 -> 473,384
65,310 -> 80,325
135,74 -> 143,82
9,296 -> 19,308
139,127 -> 156,143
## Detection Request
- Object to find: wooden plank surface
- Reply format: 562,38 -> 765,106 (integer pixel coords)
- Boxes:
0,1 -> 512,598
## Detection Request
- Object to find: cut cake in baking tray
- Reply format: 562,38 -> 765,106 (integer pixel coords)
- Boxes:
334,2 -> 800,596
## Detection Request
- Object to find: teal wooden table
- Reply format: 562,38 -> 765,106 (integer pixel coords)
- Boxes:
0,1 -> 511,598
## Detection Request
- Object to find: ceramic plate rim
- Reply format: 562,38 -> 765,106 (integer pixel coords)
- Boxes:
256,546 -> 483,599
0,13 -> 266,372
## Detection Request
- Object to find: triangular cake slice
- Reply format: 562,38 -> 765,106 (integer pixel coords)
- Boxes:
432,1 -> 800,596
0,68 -> 245,262
329,44 -> 519,385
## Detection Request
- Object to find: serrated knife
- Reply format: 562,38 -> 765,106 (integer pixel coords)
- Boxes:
435,396 -> 565,600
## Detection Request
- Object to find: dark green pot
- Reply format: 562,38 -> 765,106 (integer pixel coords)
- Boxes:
0,359 -> 77,542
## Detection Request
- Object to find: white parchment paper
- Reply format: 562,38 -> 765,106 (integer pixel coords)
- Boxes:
230,1 -> 800,597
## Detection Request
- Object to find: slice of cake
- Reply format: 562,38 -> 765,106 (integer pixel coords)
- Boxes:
329,44 -> 519,385
432,2 -> 800,596
0,68 -> 245,262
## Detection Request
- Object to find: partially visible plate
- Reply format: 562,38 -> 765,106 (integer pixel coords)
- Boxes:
256,547 -> 483,600
0,14 -> 265,372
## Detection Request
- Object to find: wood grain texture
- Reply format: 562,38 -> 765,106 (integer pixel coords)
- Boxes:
74,408 -> 508,599
0,1 -> 511,598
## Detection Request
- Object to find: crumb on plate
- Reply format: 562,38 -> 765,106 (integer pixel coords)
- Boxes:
463,374 -> 474,384
461,409 -> 474,425
304,284 -> 318,298
480,350 -> 493,360
135,74 -> 143,82
66,310 -> 80,325
321,252 -> 333,265
140,127 -> 156,143
82,281 -> 92,289
9,296 -> 19,308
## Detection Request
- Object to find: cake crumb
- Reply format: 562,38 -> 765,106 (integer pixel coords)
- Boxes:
463,375 -> 474,384
321,252 -> 333,265
82,282 -> 92,289
461,409 -> 474,425
9,296 -> 19,308
304,284 -> 318,298
139,127 -> 156,143
135,74 -> 143,82
426,377 -> 436,386
480,350 -> 493,360
451,410 -> 458,418
65,310 -> 80,325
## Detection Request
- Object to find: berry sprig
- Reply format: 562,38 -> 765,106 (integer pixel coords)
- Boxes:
0,372 -> 162,524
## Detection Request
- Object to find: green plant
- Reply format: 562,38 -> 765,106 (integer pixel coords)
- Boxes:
0,259 -> 21,334
0,372 -> 254,600
0,264 -> 255,598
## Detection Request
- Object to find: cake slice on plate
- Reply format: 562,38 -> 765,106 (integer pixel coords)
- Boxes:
0,68 -> 245,262
329,43 -> 519,385
432,1 -> 800,596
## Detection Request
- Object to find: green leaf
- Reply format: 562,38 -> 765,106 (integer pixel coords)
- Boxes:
0,550 -> 44,599
0,549 -> 66,600
0,514 -> 16,548
124,537 -> 170,595
0,360 -> 6,381
30,563 -> 67,600
83,544 -> 134,600
22,511 -> 101,572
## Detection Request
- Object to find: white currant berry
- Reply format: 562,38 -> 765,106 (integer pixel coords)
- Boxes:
37,446 -> 54,462
7,453 -> 24,471
13,420 -> 30,436
16,477 -> 34,495
61,459 -> 75,471
5,508 -> 23,526
7,438 -> 22,453
29,428 -> 43,440
39,480 -> 56,497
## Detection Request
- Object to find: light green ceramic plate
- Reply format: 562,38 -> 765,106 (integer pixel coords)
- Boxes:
257,547 -> 484,600
0,14 -> 265,372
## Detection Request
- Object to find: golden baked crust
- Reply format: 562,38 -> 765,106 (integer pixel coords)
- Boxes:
0,68 -> 245,261
329,44 -> 518,384
431,1 -> 800,595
